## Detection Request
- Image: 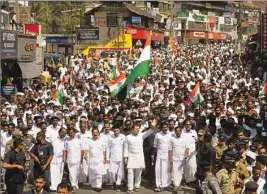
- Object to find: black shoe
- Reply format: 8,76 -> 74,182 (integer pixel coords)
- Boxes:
96,188 -> 103,192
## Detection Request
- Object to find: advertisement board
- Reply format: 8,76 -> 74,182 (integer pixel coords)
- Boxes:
132,16 -> 141,25
46,37 -> 68,44
261,14 -> 267,53
18,36 -> 36,62
19,6 -> 31,24
24,24 -> 40,35
1,30 -> 18,59
76,27 -> 99,40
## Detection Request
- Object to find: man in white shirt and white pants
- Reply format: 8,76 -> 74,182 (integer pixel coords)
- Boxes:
88,128 -> 107,192
50,127 -> 67,191
63,128 -> 84,193
124,123 -> 155,194
182,120 -> 198,184
169,127 -> 189,193
107,128 -> 125,191
152,123 -> 172,192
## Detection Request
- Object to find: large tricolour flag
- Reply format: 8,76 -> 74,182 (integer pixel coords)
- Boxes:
107,73 -> 126,96
190,81 -> 204,105
116,32 -> 151,99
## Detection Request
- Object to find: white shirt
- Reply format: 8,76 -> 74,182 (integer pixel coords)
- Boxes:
1,131 -> 12,158
181,129 -> 198,152
107,134 -> 125,162
51,136 -> 65,164
153,131 -> 173,159
124,129 -> 153,169
28,126 -> 41,139
169,134 -> 189,161
100,131 -> 114,144
64,136 -> 84,164
88,137 -> 106,162
243,176 -> 266,194
78,131 -> 91,148
46,125 -> 61,142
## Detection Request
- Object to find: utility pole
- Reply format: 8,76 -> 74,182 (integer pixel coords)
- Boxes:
170,1 -> 174,37
237,1 -> 242,54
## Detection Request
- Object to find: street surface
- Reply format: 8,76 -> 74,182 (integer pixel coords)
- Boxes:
50,182 -> 196,194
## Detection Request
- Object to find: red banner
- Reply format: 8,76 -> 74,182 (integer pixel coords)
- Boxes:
125,27 -> 163,41
262,14 -> 267,53
24,24 -> 39,35
208,32 -> 226,40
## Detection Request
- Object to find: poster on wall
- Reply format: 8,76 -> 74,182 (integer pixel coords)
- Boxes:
76,27 -> 99,40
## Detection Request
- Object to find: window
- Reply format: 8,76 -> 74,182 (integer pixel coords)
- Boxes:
107,13 -> 118,27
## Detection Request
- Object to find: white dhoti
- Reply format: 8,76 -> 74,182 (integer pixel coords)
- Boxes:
172,159 -> 185,187
155,158 -> 171,188
109,161 -> 124,185
127,168 -> 142,191
102,163 -> 109,183
50,162 -> 64,190
184,151 -> 197,183
68,162 -> 80,188
89,159 -> 105,189
78,158 -> 89,183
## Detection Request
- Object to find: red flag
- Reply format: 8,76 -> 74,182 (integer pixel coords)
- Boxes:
264,82 -> 267,95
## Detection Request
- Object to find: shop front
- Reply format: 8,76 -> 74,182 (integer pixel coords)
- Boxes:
0,30 -> 21,92
17,35 -> 41,79
207,32 -> 227,42
183,31 -> 207,44
124,27 -> 164,47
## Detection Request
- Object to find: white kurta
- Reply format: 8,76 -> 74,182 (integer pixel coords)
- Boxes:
124,129 -> 153,169
0,132 -> 12,158
50,135 -> 65,190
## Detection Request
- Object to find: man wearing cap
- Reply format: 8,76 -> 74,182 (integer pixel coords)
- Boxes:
153,122 -> 172,192
200,162 -> 222,194
215,136 -> 228,161
245,150 -> 256,175
169,127 -> 189,193
107,127 -> 126,191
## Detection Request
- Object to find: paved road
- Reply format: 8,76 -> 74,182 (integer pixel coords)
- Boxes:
66,183 -> 196,194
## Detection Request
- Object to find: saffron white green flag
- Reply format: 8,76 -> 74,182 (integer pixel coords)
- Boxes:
190,81 -> 204,105
117,32 -> 151,99
107,73 -> 126,96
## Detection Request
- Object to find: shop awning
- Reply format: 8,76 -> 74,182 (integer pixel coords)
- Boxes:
124,3 -> 155,19
18,62 -> 42,79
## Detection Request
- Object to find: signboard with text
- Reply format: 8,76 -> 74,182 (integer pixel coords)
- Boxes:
18,36 -> 36,62
1,85 -> 16,95
46,37 -> 68,44
262,14 -> 267,53
19,6 -> 31,24
0,30 -> 18,59
76,27 -> 99,40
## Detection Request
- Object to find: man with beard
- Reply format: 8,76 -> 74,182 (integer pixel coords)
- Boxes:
153,122 -> 172,192
88,128 -> 107,192
107,128 -> 125,191
124,122 -> 156,194
182,119 -> 198,184
243,165 -> 266,194
63,128 -> 84,193
46,116 -> 60,142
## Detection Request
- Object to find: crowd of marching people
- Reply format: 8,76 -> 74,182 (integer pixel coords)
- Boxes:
1,41 -> 267,194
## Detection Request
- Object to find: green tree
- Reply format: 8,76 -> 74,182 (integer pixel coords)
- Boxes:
30,1 -> 81,34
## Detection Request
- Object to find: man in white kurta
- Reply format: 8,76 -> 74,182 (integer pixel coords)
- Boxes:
46,116 -> 61,142
50,128 -> 67,191
107,128 -> 125,191
78,120 -> 91,184
169,127 -> 189,193
88,128 -> 107,192
63,128 -> 84,192
124,124 -> 154,193
99,123 -> 114,184
153,123 -> 172,191
182,120 -> 198,183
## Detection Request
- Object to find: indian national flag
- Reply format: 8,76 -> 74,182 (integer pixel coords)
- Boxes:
107,73 -> 126,96
190,81 -> 204,105
116,32 -> 151,99
112,59 -> 121,79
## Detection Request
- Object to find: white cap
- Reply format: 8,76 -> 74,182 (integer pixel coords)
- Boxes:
246,150 -> 256,160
